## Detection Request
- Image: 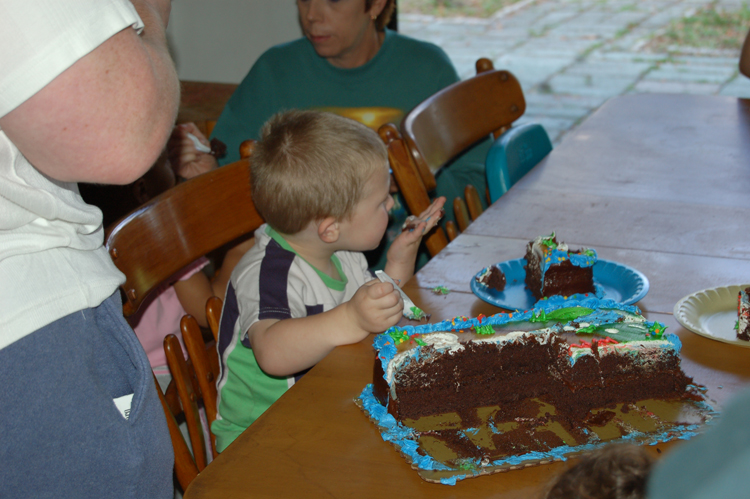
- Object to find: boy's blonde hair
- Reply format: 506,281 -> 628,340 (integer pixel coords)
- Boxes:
251,110 -> 388,234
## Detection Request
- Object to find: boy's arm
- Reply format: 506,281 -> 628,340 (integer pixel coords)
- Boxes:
385,197 -> 446,285
247,281 -> 403,376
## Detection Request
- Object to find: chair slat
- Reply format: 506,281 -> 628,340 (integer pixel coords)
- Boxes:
465,184 -> 484,221
206,296 -> 223,343
454,197 -> 471,233
164,334 -> 209,472
180,315 -> 219,459
445,220 -> 459,242
379,123 -> 449,257
153,375 -> 198,491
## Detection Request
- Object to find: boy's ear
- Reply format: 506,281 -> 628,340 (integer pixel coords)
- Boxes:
131,178 -> 150,205
318,217 -> 340,243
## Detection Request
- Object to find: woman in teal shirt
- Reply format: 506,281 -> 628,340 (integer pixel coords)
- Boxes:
172,0 -> 487,270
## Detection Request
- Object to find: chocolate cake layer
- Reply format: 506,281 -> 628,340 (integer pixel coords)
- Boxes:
373,298 -> 692,428
376,334 -> 690,422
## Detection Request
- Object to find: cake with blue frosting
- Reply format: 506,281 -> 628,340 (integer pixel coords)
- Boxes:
359,298 -> 712,483
524,233 -> 597,299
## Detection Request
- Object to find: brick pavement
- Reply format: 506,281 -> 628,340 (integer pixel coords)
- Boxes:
400,0 -> 750,143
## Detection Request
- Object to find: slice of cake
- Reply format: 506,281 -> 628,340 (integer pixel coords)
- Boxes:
475,265 -> 506,291
524,233 -> 596,299
738,287 -> 750,341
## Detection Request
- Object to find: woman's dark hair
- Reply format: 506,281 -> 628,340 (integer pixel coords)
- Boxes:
366,0 -> 396,31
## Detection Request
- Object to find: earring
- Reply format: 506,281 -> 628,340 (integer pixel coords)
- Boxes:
371,13 -> 377,20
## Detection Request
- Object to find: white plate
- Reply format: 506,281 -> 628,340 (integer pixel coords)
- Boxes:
674,284 -> 750,347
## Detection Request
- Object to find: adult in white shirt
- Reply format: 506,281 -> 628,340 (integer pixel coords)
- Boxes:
0,1 -> 179,497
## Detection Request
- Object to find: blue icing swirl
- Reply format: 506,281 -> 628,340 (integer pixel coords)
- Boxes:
543,247 -> 597,272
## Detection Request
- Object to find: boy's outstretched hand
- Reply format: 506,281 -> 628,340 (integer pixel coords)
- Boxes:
385,197 -> 447,284
345,280 -> 404,336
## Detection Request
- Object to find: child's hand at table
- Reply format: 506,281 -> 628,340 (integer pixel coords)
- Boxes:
344,280 -> 404,336
247,280 -> 403,377
167,123 -> 219,180
385,197 -> 446,283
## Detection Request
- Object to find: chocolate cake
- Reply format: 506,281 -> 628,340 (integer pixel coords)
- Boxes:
371,298 -> 691,424
359,298 -> 711,484
524,233 -> 596,299
738,287 -> 750,341
475,265 -> 506,291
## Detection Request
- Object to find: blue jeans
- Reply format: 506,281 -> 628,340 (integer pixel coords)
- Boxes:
0,292 -> 174,498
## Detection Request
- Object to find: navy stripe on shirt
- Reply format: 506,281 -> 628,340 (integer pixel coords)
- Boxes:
257,239 -> 296,322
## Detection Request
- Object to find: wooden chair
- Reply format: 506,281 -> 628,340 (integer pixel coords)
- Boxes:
380,59 -> 525,254
105,145 -> 262,491
485,122 -> 552,203
401,58 -> 525,189
106,148 -> 261,318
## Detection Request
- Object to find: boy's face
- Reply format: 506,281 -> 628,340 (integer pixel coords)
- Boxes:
337,161 -> 393,251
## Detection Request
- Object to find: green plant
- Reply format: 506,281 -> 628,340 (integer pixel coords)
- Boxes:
399,0 -> 523,18
645,2 -> 750,51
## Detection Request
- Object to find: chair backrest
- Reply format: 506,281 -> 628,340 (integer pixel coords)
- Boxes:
106,155 -> 263,316
401,59 -> 526,189
485,122 -> 553,203
378,123 -> 449,257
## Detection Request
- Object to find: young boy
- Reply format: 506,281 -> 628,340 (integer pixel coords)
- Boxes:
212,110 -> 445,452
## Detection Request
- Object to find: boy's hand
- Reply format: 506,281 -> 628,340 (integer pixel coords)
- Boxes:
386,197 -> 447,271
345,280 -> 403,335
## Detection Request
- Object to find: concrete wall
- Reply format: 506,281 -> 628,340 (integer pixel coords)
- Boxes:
167,1 -> 302,84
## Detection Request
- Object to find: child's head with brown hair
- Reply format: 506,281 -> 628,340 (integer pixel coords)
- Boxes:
251,109 -> 388,235
544,444 -> 654,499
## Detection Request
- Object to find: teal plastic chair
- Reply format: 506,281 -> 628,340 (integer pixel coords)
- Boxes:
485,123 -> 552,203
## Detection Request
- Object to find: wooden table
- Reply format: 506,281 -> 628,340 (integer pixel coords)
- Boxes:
185,94 -> 750,498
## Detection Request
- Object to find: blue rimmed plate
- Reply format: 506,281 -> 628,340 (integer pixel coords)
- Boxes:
470,258 -> 649,311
